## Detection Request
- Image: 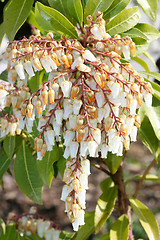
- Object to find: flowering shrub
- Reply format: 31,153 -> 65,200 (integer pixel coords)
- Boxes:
0,0 -> 160,239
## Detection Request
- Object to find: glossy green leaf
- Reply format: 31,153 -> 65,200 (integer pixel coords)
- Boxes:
59,231 -> 74,240
81,0 -> 87,8
0,218 -> 6,235
136,0 -> 157,21
48,0 -> 71,20
94,186 -> 117,233
37,145 -> 59,187
110,214 -> 129,240
72,211 -> 95,240
121,28 -> 148,40
0,222 -> 17,240
67,0 -> 83,26
37,2 -> 78,38
143,97 -> 160,140
27,10 -> 44,34
95,234 -> 110,240
130,198 -> 160,240
143,52 -> 156,71
132,56 -> 150,71
139,71 -> 160,82
0,150 -> 12,179
135,23 -> 160,42
28,71 -> 45,93
84,0 -> 114,20
132,37 -> 149,56
0,71 -> 8,82
105,152 -> 123,174
14,140 -> 43,204
35,4 -> 55,34
3,135 -> 15,159
57,144 -> 67,178
125,174 -> 160,185
103,0 -> 131,20
100,177 -> 114,192
0,23 -> 5,46
4,0 -> 34,41
143,77 -> 160,101
138,114 -> 160,165
106,7 -> 141,36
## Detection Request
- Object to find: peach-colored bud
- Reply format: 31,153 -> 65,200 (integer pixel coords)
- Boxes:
21,103 -> 27,116
120,123 -> 127,136
30,221 -> 37,235
37,138 -> 43,152
33,57 -> 43,71
126,93 -> 133,108
66,197 -> 73,211
72,178 -> 80,193
137,93 -> 143,106
67,211 -> 75,223
41,143 -> 47,157
145,82 -> 154,94
48,88 -> 55,104
27,103 -> 33,118
88,106 -> 98,118
123,136 -> 130,150
71,86 -> 79,99
86,90 -> 95,103
104,117 -> 113,131
75,117 -> 83,130
77,128 -> 85,142
16,96 -> 22,108
36,99 -> 42,114
6,95 -> 11,106
61,55 -> 70,68
66,53 -> 73,66
25,220 -> 31,231
51,52 -> 60,66
41,88 -> 48,105
135,115 -> 141,128
130,42 -> 136,56
72,203 -> 79,218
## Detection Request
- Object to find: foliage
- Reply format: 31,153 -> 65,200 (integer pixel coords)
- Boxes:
0,0 -> 160,239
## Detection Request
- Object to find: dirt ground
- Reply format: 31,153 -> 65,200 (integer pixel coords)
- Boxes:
0,139 -> 160,235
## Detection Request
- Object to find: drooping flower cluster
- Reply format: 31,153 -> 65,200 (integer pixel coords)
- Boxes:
6,206 -> 60,239
0,12 -> 153,230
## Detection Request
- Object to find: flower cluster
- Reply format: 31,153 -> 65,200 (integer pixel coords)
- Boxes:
0,12 -> 153,230
7,207 -> 60,239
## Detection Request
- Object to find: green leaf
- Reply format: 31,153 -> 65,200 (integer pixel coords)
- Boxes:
72,211 -> 95,240
100,177 -> 114,192
84,0 -> 114,20
14,140 -> 43,204
143,97 -> 160,140
57,144 -> 67,177
126,174 -> 160,185
59,231 -> 74,240
132,37 -> 149,56
139,71 -> 160,82
121,28 -> 148,40
0,23 -> 5,46
136,0 -> 157,21
37,2 -> 78,38
132,56 -> 150,71
138,114 -> 160,165
94,186 -> 117,233
110,214 -> 129,240
0,71 -> 8,82
130,198 -> 160,240
105,152 -> 123,174
3,135 -> 15,159
27,10 -> 44,34
67,0 -> 83,26
143,52 -> 156,71
0,150 -> 12,179
37,145 -> 59,187
28,71 -> 44,93
48,0 -> 71,20
106,7 -> 141,36
0,222 -> 17,240
143,77 -> 160,101
135,23 -> 160,42
0,218 -> 6,235
35,4 -> 56,34
103,0 -> 131,20
4,0 -> 34,41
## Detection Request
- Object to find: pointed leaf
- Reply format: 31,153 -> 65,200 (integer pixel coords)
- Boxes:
59,231 -> 74,240
132,37 -> 149,56
84,0 -> 114,20
48,0 -> 71,20
106,7 -> 141,36
0,218 -> 6,235
3,135 -> 15,159
14,140 -> 43,204
37,145 -> 59,187
72,211 -> 95,240
37,2 -> 78,38
103,0 -> 131,20
4,0 -> 34,41
139,71 -> 160,82
132,56 -> 150,71
143,77 -> 160,101
135,23 -> 160,42
143,52 -> 156,71
94,186 -> 117,233
100,177 -> 114,192
130,198 -> 160,240
110,214 -> 129,240
104,152 -> 123,174
138,114 -> 160,165
121,28 -> 148,40
136,0 -> 157,21
67,0 -> 83,26
0,150 -> 12,179
0,222 -> 17,240
0,23 -> 5,46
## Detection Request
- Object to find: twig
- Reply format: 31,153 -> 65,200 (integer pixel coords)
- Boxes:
133,159 -> 156,198
90,161 -> 112,176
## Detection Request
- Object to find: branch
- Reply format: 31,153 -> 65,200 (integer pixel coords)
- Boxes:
89,160 -> 112,176
133,159 -> 156,198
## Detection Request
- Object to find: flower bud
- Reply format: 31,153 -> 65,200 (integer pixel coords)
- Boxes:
41,88 -> 48,105
37,138 -> 43,152
72,203 -> 79,218
41,143 -> 47,157
77,128 -> 85,142
27,103 -> 33,118
72,178 -> 80,193
71,86 -> 79,99
36,99 -> 42,114
48,88 -> 55,104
